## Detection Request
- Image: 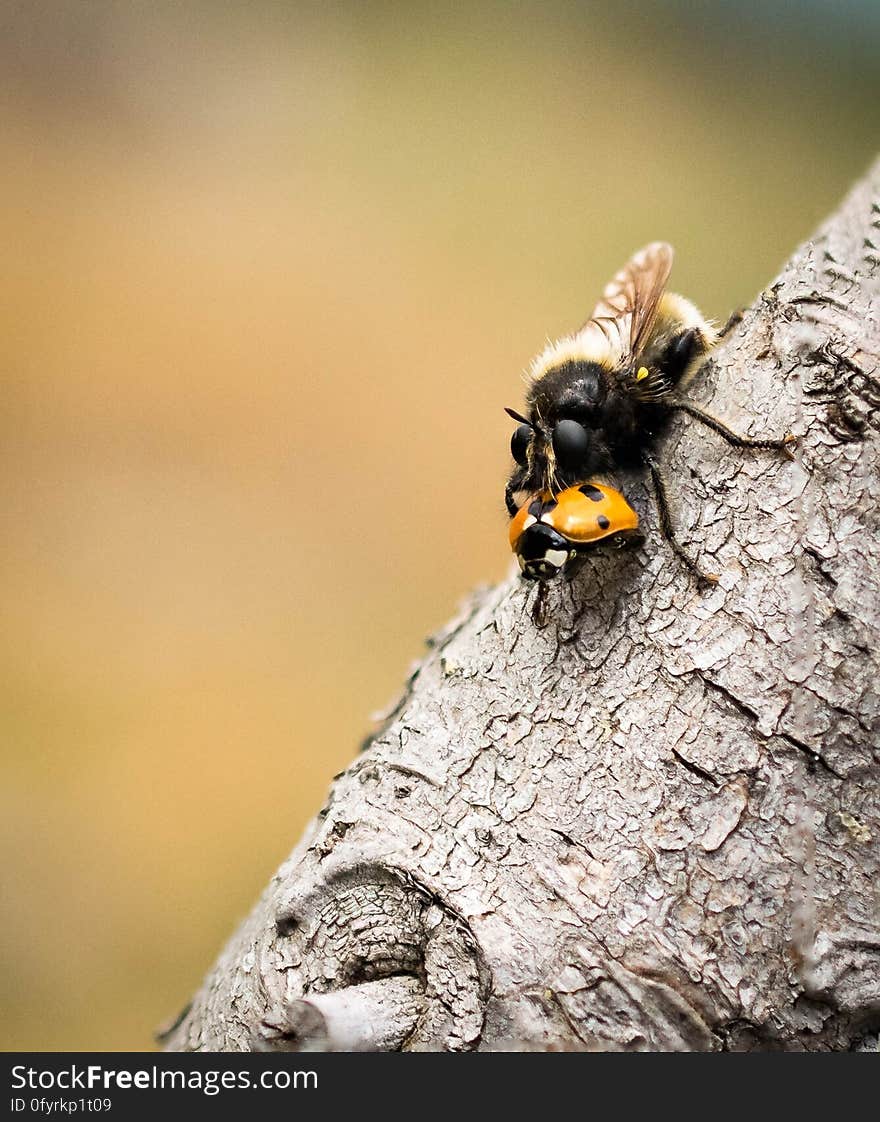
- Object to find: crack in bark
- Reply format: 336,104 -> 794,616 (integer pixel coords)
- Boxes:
694,670 -> 763,726
671,747 -> 721,788
776,730 -> 846,782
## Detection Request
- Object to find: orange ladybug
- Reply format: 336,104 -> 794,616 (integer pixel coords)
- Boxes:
510,482 -> 641,580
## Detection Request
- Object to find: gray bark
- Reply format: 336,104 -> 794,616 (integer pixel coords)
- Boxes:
162,160 -> 880,1053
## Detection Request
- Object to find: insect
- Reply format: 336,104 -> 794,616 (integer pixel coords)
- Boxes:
504,242 -> 795,583
509,483 -> 641,581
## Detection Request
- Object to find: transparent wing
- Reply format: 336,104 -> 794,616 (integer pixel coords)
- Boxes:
583,241 -> 674,362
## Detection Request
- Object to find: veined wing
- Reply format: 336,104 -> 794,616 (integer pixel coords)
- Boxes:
577,241 -> 674,363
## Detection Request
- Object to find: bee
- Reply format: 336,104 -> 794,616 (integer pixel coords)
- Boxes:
505,242 -> 795,583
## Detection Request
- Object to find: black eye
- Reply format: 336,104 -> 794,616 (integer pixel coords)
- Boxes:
552,419 -> 589,468
511,423 -> 531,467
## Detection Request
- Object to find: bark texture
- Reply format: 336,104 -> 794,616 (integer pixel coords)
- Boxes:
163,161 -> 880,1052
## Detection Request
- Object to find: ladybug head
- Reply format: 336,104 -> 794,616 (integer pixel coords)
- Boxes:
514,522 -> 572,581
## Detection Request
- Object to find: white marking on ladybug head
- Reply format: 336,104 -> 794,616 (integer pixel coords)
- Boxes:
544,549 -> 568,569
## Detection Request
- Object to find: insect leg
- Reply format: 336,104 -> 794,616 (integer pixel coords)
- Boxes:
660,328 -> 703,386
672,401 -> 796,456
531,581 -> 549,627
718,308 -> 744,339
643,451 -> 719,584
505,469 -> 529,517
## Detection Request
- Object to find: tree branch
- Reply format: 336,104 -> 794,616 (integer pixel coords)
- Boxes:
163,158 -> 880,1052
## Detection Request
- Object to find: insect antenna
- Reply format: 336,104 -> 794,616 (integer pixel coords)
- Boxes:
504,407 -> 533,427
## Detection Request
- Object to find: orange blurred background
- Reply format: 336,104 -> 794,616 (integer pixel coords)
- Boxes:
2,2 -> 878,1049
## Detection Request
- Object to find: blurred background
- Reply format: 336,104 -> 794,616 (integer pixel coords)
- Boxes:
2,0 -> 878,1050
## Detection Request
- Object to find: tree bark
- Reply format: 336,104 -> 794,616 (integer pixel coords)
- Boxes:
162,160 -> 880,1053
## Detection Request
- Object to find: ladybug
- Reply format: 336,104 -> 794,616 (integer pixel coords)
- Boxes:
510,482 -> 641,580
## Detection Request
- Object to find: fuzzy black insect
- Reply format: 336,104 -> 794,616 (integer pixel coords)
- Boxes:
505,242 -> 795,583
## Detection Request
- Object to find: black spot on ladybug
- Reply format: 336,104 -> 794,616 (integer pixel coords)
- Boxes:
579,484 -> 604,502
530,497 -> 558,519
597,515 -> 610,530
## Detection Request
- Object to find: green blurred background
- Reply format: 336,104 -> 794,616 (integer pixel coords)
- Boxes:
2,1 -> 878,1050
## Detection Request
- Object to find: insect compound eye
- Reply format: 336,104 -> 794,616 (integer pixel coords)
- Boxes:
552,419 -> 589,469
511,423 -> 531,467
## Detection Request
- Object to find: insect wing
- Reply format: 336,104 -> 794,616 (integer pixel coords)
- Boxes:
581,241 -> 674,362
